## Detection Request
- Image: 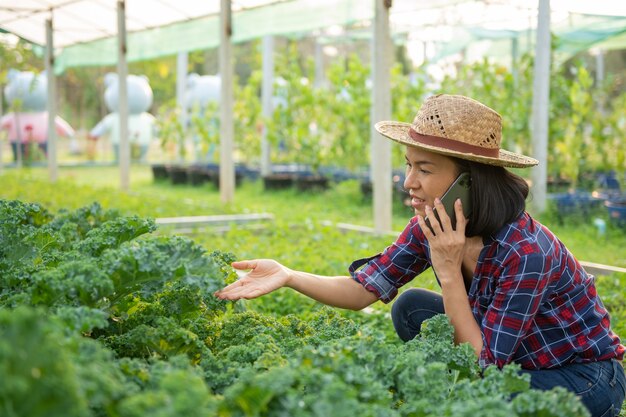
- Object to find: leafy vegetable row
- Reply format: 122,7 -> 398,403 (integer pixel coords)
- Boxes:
0,200 -> 590,416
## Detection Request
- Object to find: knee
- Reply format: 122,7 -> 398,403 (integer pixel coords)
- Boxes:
391,289 -> 419,322
392,288 -> 442,316
391,288 -> 444,342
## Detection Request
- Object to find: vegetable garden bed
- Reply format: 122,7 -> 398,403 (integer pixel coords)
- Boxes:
0,200 -> 594,416
1,167 -> 625,416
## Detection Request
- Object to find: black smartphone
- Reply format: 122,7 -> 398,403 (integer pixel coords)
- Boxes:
424,172 -> 472,233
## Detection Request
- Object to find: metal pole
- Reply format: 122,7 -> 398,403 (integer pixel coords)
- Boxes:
117,0 -> 130,191
371,0 -> 393,233
15,110 -> 22,168
595,49 -> 604,85
176,52 -> 188,134
0,85 -> 3,174
314,40 -> 324,88
219,0 -> 235,203
261,35 -> 274,177
530,0 -> 551,213
511,36 -> 519,87
46,17 -> 58,182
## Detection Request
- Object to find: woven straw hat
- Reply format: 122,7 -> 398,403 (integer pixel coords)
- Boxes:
375,94 -> 538,168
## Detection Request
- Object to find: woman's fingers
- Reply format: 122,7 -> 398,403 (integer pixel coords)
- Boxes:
215,260 -> 258,296
432,198 -> 452,231
454,198 -> 468,234
215,259 -> 285,301
215,277 -> 248,294
424,203 -> 443,234
215,279 -> 252,299
217,281 -> 267,301
231,260 -> 257,271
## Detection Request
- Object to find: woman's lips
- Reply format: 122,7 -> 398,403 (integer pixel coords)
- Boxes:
410,197 -> 425,210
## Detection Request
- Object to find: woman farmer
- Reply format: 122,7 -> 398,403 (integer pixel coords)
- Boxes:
214,94 -> 625,416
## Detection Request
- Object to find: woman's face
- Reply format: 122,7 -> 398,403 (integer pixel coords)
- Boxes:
404,146 -> 459,217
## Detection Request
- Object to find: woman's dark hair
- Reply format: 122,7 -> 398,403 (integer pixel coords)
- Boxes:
453,158 -> 530,238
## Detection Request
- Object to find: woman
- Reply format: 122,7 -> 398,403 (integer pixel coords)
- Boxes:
214,94 -> 625,416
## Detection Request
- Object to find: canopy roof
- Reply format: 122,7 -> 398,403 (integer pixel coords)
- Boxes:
1,0 -> 626,73
0,0 -> 283,48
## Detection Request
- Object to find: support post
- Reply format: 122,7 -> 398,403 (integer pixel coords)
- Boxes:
595,48 -> 604,85
117,0 -> 130,191
176,52 -> 189,134
530,0 -> 551,213
45,17 -> 58,182
511,36 -> 519,87
261,35 -> 274,177
371,0 -> 393,233
219,0 -> 235,203
314,40 -> 324,88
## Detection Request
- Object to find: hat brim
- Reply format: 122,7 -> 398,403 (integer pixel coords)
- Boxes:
375,121 -> 538,168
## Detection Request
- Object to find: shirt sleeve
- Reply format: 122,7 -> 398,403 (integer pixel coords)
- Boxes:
90,114 -> 114,138
54,116 -> 75,137
349,217 -> 431,303
0,114 -> 12,130
478,252 -> 556,368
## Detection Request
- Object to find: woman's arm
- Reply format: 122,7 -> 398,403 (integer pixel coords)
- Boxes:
418,197 -> 483,356
214,259 -> 378,311
440,276 -> 483,356
286,269 -> 379,310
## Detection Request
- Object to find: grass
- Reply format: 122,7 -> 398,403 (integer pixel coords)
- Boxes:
2,164 -> 625,267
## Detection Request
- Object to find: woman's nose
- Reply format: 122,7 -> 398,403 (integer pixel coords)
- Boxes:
404,171 -> 418,190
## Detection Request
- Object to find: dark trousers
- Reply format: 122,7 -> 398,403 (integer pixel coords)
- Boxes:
11,142 -> 47,161
390,288 -> 626,417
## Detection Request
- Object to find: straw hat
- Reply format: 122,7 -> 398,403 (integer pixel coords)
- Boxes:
375,94 -> 538,168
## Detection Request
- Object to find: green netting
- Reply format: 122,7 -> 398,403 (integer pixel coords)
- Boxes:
53,0 -> 376,74
556,14 -> 626,55
427,13 -> 626,65
42,3 -> 626,74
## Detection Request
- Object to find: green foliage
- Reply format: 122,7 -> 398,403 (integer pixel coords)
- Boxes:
219,315 -> 590,417
116,356 -> 216,417
188,101 -> 220,162
325,53 -> 372,171
155,99 -> 186,162
603,92 -> 626,186
0,177 -> 620,416
595,274 -> 626,338
267,42 -> 332,171
0,37 -> 41,85
0,306 -> 129,417
553,65 -> 594,186
234,70 -> 263,165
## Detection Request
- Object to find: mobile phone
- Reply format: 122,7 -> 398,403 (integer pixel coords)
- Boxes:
424,172 -> 472,233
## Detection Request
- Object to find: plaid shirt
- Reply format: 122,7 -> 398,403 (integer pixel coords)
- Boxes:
349,212 -> 625,369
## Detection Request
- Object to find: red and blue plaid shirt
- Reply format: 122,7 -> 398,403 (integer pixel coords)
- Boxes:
349,212 -> 625,370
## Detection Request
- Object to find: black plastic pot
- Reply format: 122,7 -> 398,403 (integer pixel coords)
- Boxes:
263,174 -> 295,190
151,164 -> 169,181
294,175 -> 329,192
211,171 -> 244,188
187,166 -> 212,186
167,165 -> 189,185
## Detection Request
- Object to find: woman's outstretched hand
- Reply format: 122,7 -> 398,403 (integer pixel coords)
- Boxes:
213,259 -> 291,301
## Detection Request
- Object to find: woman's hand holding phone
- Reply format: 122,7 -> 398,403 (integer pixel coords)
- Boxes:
424,172 -> 472,234
418,197 -> 468,284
